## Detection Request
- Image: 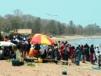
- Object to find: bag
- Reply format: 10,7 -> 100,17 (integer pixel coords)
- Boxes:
29,49 -> 39,57
12,59 -> 24,66
29,49 -> 34,57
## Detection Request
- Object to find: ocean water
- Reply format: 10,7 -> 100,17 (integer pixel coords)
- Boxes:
68,38 -> 101,47
68,38 -> 101,54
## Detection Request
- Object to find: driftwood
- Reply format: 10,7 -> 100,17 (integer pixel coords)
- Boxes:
43,58 -> 58,63
24,56 -> 37,62
60,60 -> 68,65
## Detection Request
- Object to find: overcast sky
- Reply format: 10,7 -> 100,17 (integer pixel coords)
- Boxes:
0,0 -> 101,26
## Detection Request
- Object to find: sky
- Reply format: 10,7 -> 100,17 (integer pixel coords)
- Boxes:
0,0 -> 101,26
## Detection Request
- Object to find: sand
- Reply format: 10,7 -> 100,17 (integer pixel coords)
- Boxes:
0,60 -> 101,76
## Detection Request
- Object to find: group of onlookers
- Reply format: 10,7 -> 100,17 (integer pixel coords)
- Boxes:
0,34 -> 101,67
28,40 -> 101,66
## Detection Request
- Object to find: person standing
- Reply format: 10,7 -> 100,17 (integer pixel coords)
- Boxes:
96,49 -> 101,68
75,45 -> 82,66
81,45 -> 86,63
90,45 -> 96,64
84,44 -> 90,61
54,44 -> 61,61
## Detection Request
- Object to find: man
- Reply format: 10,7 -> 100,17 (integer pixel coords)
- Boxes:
97,51 -> 101,68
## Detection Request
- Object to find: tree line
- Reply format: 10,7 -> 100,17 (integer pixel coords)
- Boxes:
0,10 -> 101,36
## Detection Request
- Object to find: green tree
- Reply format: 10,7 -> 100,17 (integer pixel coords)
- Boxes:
33,17 -> 41,33
76,25 -> 83,35
45,20 -> 58,35
67,20 -> 76,35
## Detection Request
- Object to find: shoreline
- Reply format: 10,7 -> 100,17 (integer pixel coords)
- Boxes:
52,35 -> 101,41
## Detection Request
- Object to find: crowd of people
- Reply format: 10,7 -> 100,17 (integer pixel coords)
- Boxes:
37,41 -> 98,65
0,34 -> 101,67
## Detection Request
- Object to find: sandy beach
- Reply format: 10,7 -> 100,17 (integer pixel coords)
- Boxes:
0,35 -> 101,76
0,60 -> 101,76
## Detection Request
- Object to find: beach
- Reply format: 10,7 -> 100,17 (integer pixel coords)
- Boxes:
0,35 -> 101,76
0,60 -> 101,76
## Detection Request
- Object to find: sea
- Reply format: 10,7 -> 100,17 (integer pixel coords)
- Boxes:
68,38 -> 101,55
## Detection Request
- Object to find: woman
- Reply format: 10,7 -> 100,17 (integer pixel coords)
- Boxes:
75,45 -> 82,65
90,44 -> 95,64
